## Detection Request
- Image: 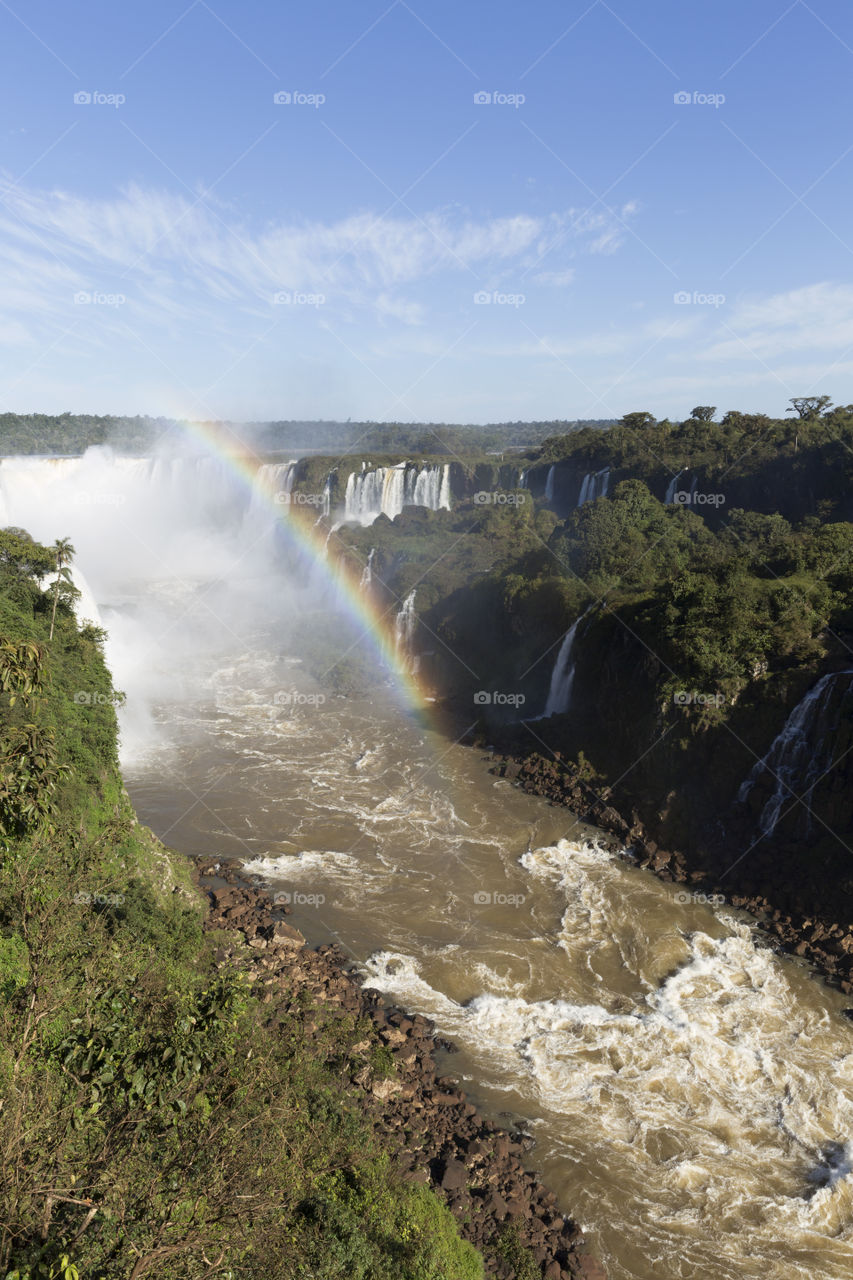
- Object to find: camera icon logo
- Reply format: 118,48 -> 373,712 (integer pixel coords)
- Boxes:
673,91 -> 691,105
473,290 -> 492,305
74,91 -> 92,105
74,691 -> 92,704
473,891 -> 492,904
74,291 -> 92,305
473,690 -> 492,705
673,690 -> 692,706
473,491 -> 491,505
274,891 -> 292,905
473,91 -> 492,105
273,91 -> 292,105
673,290 -> 692,304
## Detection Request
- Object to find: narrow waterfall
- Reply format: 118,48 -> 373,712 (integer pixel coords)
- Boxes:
542,607 -> 593,717
544,465 -> 556,502
320,472 -> 333,520
360,548 -> 375,590
343,463 -> 451,525
438,463 -> 451,510
738,670 -> 853,837
394,590 -> 418,670
518,468 -> 528,489
577,468 -> 610,506
665,470 -> 686,504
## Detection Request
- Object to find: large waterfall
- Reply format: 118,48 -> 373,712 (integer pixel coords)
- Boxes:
343,462 -> 451,525
544,465 -> 556,503
577,468 -> 610,506
738,670 -> 853,837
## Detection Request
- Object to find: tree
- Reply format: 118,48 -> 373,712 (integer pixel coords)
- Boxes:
48,539 -> 76,642
620,411 -> 656,430
690,406 -> 716,422
786,396 -> 833,420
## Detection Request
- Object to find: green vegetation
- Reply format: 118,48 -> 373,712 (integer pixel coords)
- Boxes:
0,413 -> 613,459
325,401 -> 853,886
0,534 -> 484,1279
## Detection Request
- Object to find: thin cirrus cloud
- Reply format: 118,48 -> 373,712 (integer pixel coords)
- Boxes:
0,177 -> 635,338
700,283 -> 853,363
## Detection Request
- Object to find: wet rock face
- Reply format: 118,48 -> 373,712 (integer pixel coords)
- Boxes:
194,855 -> 607,1280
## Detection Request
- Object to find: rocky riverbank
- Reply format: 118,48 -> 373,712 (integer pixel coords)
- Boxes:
492,749 -> 853,1005
190,854 -> 608,1280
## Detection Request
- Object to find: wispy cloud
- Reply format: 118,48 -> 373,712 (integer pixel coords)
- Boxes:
0,177 -> 635,340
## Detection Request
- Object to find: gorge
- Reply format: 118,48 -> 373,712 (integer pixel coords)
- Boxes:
2,421 -> 853,1279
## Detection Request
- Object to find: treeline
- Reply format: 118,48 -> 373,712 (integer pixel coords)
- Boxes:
0,413 -> 614,457
0,534 -> 484,1277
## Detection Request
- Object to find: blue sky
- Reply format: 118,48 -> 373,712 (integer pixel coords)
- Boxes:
1,0 -> 852,423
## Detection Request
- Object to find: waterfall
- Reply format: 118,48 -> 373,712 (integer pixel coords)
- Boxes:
577,468 -> 610,506
438,463 -> 451,510
360,548 -> 375,590
665,470 -> 686,504
738,670 -> 853,837
343,462 -> 451,525
542,607 -> 593,718
544,466 -> 556,502
394,590 -> 418,670
242,461 -> 297,542
518,468 -> 528,489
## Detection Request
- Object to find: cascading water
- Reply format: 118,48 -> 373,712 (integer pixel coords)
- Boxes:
738,670 -> 853,837
394,589 -> 418,670
577,468 -> 610,506
360,548 -> 375,590
4,448 -> 853,1279
542,607 -> 593,717
544,465 -> 556,503
518,468 -> 528,489
343,463 -> 451,526
665,469 -> 687,504
242,461 -> 297,545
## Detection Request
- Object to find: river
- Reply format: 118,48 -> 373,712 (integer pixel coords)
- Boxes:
3,447 -> 853,1279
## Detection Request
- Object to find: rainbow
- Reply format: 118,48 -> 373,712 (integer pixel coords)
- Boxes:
170,417 -> 431,714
